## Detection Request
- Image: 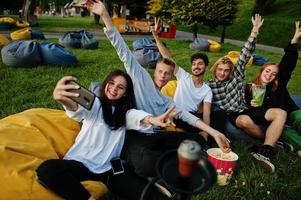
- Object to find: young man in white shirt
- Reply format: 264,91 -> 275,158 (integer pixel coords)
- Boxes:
151,18 -> 212,141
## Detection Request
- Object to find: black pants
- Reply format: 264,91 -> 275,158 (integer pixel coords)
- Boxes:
211,109 -> 228,133
36,159 -> 168,200
121,131 -> 206,178
173,112 -> 203,133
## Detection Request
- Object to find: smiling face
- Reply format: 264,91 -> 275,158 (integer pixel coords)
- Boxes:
191,58 -> 207,76
259,64 -> 279,85
215,63 -> 232,81
154,62 -> 174,89
105,75 -> 127,101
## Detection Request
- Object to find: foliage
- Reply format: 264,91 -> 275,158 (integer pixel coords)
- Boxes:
252,0 -> 278,15
148,0 -> 238,40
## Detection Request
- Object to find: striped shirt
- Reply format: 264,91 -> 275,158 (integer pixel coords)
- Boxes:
208,36 -> 256,113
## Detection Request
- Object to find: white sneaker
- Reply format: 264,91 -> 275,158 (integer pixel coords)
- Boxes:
147,178 -> 172,198
251,152 -> 275,173
297,150 -> 301,157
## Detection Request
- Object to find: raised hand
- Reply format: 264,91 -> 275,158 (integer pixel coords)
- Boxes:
86,0 -> 107,17
251,13 -> 264,35
291,20 -> 301,44
53,76 -> 79,111
151,17 -> 161,37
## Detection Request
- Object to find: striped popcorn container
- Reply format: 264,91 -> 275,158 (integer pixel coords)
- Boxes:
207,148 -> 239,186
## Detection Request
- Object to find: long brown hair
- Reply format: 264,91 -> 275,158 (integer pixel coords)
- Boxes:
251,62 -> 279,92
100,70 -> 136,130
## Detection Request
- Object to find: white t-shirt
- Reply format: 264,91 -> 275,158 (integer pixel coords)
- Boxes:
63,98 -> 151,174
174,67 -> 212,112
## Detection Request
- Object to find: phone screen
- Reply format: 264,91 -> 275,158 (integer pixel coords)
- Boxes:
110,158 -> 124,175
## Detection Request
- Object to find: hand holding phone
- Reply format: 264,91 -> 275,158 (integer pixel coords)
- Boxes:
67,80 -> 96,110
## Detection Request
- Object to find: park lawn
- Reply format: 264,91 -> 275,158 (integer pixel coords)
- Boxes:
177,0 -> 301,50
0,38 -> 301,199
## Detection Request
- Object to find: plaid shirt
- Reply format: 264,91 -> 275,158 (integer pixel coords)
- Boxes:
208,36 -> 256,113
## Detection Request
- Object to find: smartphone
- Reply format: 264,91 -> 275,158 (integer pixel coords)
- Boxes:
68,80 -> 96,110
110,157 -> 125,175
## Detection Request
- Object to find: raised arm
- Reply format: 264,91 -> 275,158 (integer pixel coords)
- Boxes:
151,17 -> 179,75
233,14 -> 263,79
86,0 -> 113,30
278,20 -> 300,86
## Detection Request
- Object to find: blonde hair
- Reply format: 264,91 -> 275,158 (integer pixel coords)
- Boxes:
211,57 -> 234,77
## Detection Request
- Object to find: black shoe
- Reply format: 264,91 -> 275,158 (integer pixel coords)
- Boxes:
251,145 -> 275,173
276,140 -> 294,152
251,152 -> 275,173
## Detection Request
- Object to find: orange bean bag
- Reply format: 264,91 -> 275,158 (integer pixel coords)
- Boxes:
208,39 -> 221,52
226,51 -> 253,67
16,20 -> 30,28
0,34 -> 10,46
0,108 -> 108,200
10,27 -> 32,40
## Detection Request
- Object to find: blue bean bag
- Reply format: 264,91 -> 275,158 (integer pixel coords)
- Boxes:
252,54 -> 269,66
132,38 -> 155,50
189,38 -> 209,51
31,30 -> 45,40
59,31 -> 82,48
59,30 -> 98,49
132,38 -> 160,68
39,41 -> 77,66
1,40 -> 42,67
133,47 -> 160,68
81,31 -> 98,49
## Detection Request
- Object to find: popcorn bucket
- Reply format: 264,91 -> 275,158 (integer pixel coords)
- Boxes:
207,148 -> 239,186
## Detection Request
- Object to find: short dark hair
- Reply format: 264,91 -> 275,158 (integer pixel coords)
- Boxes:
190,53 -> 209,66
157,57 -> 176,69
100,70 -> 136,130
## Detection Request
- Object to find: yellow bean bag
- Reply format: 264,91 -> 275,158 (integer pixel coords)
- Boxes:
161,80 -> 177,98
10,27 -> 32,40
226,51 -> 253,67
0,17 -> 16,24
0,34 -> 10,46
16,20 -> 30,28
0,108 -> 108,200
208,39 -> 221,52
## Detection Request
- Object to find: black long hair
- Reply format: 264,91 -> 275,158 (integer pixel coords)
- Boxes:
99,70 -> 136,130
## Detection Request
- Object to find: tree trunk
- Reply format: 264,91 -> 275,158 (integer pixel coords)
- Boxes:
220,25 -> 226,44
192,23 -> 198,41
22,0 -> 35,21
93,14 -> 100,24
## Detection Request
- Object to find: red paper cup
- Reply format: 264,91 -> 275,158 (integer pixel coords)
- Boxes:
207,148 -> 239,186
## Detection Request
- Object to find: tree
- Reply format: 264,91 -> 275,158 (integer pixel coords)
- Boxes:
148,0 -> 238,42
22,0 -> 36,21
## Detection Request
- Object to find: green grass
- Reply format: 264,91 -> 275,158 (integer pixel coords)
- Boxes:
177,0 -> 301,50
1,37 -> 301,199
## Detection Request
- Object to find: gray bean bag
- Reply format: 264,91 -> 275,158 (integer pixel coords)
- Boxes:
39,41 -> 77,66
1,40 -> 42,67
59,31 -> 82,48
81,31 -> 98,49
59,30 -> 98,49
132,38 -> 160,68
189,38 -> 209,51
